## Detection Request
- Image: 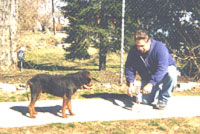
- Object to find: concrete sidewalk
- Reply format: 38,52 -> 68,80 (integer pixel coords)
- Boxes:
0,95 -> 200,128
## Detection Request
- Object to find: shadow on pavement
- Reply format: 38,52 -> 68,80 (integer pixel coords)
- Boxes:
82,93 -> 136,110
10,105 -> 62,118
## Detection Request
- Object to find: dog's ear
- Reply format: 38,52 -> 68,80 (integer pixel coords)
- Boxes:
82,71 -> 92,78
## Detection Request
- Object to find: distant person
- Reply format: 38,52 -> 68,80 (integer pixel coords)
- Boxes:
125,29 -> 178,109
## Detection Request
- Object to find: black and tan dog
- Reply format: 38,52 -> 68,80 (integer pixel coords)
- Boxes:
27,71 -> 93,118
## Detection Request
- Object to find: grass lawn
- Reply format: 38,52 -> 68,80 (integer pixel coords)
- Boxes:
0,32 -> 199,134
0,117 -> 199,134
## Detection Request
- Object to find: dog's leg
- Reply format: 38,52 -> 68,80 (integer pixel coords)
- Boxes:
32,101 -> 38,115
28,91 -> 38,118
62,94 -> 68,118
28,89 -> 41,118
67,99 -> 75,116
28,101 -> 36,118
32,90 -> 42,115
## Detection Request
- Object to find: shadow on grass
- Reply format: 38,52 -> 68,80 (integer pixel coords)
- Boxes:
10,105 -> 63,118
18,61 -> 99,71
82,93 -> 136,110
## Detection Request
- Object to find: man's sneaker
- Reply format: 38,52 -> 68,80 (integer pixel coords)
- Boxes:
155,100 -> 167,110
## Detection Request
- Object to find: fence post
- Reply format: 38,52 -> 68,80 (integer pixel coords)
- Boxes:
52,0 -> 56,35
120,0 -> 125,84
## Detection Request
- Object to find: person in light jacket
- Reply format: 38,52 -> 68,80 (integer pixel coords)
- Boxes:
125,29 -> 177,109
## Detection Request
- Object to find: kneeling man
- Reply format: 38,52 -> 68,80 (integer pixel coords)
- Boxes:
125,29 -> 178,109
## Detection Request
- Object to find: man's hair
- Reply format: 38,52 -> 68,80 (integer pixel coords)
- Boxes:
134,29 -> 149,41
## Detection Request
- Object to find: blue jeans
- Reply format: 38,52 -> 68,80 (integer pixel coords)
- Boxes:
141,66 -> 178,104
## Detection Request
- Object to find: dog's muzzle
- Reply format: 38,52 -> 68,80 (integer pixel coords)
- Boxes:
82,84 -> 93,90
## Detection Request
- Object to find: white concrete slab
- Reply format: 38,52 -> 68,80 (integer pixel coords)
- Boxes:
0,96 -> 200,128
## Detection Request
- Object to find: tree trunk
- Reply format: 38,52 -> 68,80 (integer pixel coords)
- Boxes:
0,0 -> 18,72
99,44 -> 107,71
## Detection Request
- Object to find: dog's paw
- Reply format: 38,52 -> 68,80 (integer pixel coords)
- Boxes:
63,115 -> 68,118
33,111 -> 38,115
70,113 -> 76,116
30,115 -> 36,118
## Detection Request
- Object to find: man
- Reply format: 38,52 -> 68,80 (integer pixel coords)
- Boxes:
125,29 -> 177,109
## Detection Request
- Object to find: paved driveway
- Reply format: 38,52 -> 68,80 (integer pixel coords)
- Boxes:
0,94 -> 200,128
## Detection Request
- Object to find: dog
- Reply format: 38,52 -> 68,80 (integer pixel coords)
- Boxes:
27,71 -> 93,118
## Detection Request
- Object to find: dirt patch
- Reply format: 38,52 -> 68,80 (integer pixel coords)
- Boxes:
98,70 -> 121,84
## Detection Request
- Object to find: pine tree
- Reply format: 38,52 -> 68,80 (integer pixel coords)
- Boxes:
62,0 -> 122,70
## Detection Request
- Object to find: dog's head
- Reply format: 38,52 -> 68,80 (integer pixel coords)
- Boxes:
81,71 -> 93,89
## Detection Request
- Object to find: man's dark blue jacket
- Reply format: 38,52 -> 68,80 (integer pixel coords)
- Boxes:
125,39 -> 176,86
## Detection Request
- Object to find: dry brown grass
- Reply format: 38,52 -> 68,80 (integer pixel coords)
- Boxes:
0,117 -> 200,134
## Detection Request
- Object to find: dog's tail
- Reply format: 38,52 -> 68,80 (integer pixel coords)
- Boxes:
26,80 -> 31,101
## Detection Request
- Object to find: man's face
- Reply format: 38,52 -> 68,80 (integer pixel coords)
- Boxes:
136,39 -> 151,53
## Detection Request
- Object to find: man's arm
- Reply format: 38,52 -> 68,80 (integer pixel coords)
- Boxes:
125,47 -> 137,84
125,47 -> 137,96
150,44 -> 169,86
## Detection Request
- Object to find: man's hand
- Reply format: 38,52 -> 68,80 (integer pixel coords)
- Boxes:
127,83 -> 137,97
142,83 -> 153,94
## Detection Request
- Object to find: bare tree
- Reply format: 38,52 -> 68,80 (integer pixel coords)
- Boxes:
18,0 -> 52,32
0,0 -> 18,71
18,0 -> 39,31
